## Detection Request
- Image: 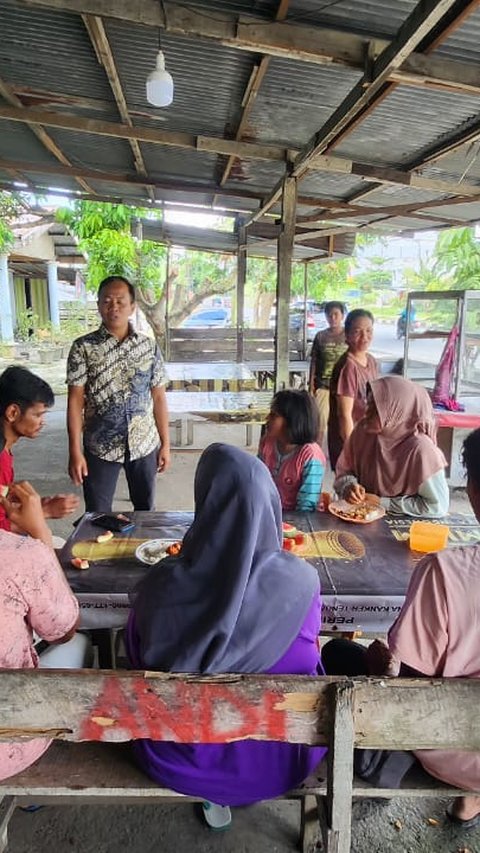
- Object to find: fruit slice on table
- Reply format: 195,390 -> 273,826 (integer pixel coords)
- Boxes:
282,537 -> 294,550
282,522 -> 298,538
71,557 -> 89,570
96,530 -> 114,543
72,538 -> 147,561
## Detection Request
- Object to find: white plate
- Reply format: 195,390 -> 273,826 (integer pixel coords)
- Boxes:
135,539 -> 178,565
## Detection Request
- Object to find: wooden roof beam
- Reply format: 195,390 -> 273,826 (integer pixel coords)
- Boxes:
217,0 -> 290,197
290,0 -> 465,181
0,77 -> 94,194
23,0 -> 480,97
82,14 -> 154,200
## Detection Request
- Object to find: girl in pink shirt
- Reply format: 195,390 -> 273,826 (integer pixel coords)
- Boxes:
258,390 -> 326,511
0,481 -> 80,782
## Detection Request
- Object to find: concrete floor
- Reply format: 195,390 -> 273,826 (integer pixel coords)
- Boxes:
5,362 -> 479,853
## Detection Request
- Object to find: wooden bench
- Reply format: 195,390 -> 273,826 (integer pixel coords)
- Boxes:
168,328 -> 304,362
1,671 -> 479,853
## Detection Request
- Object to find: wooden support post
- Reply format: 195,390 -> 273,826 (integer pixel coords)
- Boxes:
275,176 -> 297,391
0,796 -> 16,853
300,794 -> 321,853
236,221 -> 246,363
164,245 -> 171,361
323,681 -> 355,853
302,261 -> 309,361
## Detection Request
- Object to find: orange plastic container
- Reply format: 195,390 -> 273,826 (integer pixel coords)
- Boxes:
409,521 -> 449,553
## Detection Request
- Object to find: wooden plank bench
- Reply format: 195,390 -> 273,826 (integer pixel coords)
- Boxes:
1,671 -> 480,853
167,390 -> 272,445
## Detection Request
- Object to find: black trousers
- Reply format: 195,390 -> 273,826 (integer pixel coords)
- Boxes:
83,447 -> 158,512
322,638 -> 418,788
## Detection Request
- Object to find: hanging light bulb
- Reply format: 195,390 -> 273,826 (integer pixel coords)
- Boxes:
146,50 -> 174,107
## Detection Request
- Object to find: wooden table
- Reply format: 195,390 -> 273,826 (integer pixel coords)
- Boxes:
166,390 -> 272,445
60,509 -> 480,634
165,361 -> 257,392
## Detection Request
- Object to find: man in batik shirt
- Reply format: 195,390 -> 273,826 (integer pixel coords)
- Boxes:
66,276 -> 170,512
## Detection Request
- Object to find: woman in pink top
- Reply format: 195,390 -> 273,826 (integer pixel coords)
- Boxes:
328,309 -> 378,471
324,427 -> 480,827
0,481 -> 79,782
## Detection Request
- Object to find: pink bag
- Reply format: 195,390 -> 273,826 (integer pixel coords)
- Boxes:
431,326 -> 463,410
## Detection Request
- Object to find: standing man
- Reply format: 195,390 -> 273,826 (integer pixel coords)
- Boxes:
308,301 -> 347,447
67,275 -> 170,512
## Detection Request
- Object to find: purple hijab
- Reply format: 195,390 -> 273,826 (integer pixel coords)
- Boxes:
131,443 -> 319,673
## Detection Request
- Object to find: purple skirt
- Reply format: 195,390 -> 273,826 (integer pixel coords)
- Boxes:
126,594 -> 326,806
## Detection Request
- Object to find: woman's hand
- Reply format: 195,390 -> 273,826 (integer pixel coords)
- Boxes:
1,481 -> 53,547
345,483 -> 366,504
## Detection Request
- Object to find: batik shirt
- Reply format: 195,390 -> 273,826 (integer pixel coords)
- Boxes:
67,324 -> 168,463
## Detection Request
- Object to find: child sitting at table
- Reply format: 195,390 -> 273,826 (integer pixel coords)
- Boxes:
126,443 -> 326,829
0,480 -> 90,783
334,375 -> 449,517
258,389 -> 325,512
0,366 -> 79,531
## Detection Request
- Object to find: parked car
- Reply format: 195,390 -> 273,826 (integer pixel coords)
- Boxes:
269,300 -> 328,344
181,308 -> 229,328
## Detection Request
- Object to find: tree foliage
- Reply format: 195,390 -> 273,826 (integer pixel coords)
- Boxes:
433,227 -> 480,289
0,190 -> 27,254
57,200 -> 240,343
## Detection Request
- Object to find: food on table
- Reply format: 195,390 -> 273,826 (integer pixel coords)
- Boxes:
283,530 -> 365,560
0,485 -> 8,498
329,499 -> 384,523
71,557 -> 89,570
294,533 -> 305,545
166,542 -> 182,556
96,530 -> 114,544
282,522 -> 298,538
72,538 -> 145,561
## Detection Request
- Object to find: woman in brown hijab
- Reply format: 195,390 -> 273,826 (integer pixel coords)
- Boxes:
334,375 -> 449,517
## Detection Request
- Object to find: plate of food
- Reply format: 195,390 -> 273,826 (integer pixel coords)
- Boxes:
135,539 -> 182,565
328,499 -> 385,524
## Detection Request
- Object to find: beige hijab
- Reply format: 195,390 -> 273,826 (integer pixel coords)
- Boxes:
336,376 -> 446,497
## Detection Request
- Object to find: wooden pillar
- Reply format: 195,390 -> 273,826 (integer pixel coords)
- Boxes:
236,221 -> 246,363
275,176 -> 297,391
164,246 -> 171,361
302,261 -> 308,359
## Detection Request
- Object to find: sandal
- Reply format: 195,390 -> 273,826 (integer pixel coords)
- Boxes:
446,803 -> 480,829
202,801 -> 232,830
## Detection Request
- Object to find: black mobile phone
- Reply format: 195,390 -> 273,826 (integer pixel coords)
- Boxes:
91,513 -> 136,533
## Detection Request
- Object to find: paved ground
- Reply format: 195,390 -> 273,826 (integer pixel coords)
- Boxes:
4,354 -> 479,853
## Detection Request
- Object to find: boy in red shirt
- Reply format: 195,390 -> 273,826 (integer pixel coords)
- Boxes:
0,366 -> 79,530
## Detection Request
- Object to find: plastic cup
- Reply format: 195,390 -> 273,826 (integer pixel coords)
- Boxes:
409,521 -> 449,553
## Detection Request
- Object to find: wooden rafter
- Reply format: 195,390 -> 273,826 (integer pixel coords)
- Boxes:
0,77 -> 93,194
22,0 -> 480,97
81,14 -> 154,201
290,0 -> 466,180
339,0 -> 480,203
217,0 -> 290,196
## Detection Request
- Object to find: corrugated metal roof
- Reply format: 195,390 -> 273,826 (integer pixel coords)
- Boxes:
1,0 -> 480,240
334,85 -> 480,166
430,6 -> 480,62
247,58 -> 362,147
105,19 -> 256,138
285,0 -> 416,37
0,0 -> 111,99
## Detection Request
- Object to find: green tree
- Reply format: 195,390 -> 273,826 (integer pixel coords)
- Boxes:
57,201 -> 237,345
0,190 -> 28,253
433,227 -> 480,288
